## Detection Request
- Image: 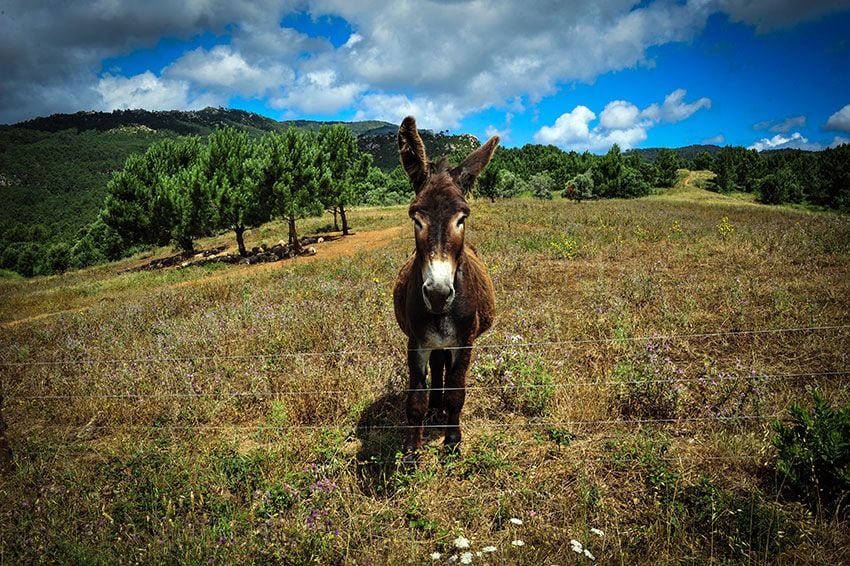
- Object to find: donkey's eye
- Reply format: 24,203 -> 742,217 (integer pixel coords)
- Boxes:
413,218 -> 423,230
457,216 -> 467,228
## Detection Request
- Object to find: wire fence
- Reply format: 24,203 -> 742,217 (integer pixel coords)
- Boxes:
22,413 -> 781,433
1,323 -> 846,469
3,369 -> 846,401
1,323 -> 847,368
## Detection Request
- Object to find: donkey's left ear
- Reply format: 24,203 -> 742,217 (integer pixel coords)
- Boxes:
450,135 -> 500,191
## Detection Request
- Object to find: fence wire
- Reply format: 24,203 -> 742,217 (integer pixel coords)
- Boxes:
1,323 -> 847,368
4,369 -> 847,401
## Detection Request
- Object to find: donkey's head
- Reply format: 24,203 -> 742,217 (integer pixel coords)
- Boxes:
398,116 -> 499,314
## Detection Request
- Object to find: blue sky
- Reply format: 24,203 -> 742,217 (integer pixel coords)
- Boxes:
2,1 -> 849,152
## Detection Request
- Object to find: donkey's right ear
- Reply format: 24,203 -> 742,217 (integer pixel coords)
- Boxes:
398,116 -> 429,193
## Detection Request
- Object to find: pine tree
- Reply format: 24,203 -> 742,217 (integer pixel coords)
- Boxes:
205,128 -> 266,256
317,124 -> 369,236
270,129 -> 323,253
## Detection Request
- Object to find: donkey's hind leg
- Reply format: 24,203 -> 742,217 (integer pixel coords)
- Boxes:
427,349 -> 448,421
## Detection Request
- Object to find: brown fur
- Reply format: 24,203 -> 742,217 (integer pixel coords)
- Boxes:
393,116 -> 499,460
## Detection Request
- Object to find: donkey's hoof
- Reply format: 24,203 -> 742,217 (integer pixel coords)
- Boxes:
401,451 -> 420,466
443,438 -> 461,455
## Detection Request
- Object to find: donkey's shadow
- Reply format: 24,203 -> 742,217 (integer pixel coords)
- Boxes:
354,388 -> 447,497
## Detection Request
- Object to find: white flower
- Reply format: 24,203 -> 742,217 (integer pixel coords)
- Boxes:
454,536 -> 471,550
570,539 -> 584,553
584,548 -> 596,560
460,552 -> 473,564
448,556 -> 457,563
590,527 -> 604,537
430,552 -> 442,560
511,540 -> 525,547
481,546 -> 497,553
509,517 -> 523,525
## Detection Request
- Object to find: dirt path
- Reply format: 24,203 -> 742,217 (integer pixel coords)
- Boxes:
1,225 -> 406,328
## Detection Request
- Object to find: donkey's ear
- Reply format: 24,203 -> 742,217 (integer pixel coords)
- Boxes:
398,116 -> 429,193
450,135 -> 500,191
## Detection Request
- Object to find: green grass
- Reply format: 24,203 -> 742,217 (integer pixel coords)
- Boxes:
1,184 -> 849,563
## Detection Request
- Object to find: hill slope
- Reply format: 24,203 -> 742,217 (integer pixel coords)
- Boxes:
0,108 -> 479,251
1,191 -> 848,562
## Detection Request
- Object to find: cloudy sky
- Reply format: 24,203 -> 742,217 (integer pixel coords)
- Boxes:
2,0 -> 850,152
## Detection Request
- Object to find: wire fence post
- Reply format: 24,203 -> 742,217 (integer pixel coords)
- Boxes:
0,393 -> 13,473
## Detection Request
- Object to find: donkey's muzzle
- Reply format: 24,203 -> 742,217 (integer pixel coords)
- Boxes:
422,280 -> 455,314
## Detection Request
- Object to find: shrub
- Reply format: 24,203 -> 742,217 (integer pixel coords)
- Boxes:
475,346 -> 555,417
565,172 -> 594,202
772,390 -> 850,514
610,341 -> 682,420
529,172 -> 554,200
682,479 -> 790,558
45,242 -> 71,274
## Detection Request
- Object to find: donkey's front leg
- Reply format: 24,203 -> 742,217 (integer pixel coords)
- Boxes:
443,346 -> 473,451
404,340 -> 429,461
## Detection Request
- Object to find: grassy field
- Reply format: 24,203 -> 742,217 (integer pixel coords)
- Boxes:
2,176 -> 849,563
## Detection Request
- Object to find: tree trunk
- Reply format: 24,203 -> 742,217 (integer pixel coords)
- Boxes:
235,225 -> 247,257
332,207 -> 339,232
178,236 -> 194,253
340,205 -> 350,236
288,217 -> 301,253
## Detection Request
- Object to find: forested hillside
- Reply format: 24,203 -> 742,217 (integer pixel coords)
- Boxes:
1,108 -> 849,278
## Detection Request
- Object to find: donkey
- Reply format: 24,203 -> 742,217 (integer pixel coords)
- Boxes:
393,116 -> 499,460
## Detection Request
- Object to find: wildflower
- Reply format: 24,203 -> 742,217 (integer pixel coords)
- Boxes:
454,536 -> 471,550
590,527 -> 604,537
430,552 -> 442,560
570,539 -> 584,553
509,517 -> 523,525
481,546 -> 497,553
460,552 -> 473,564
511,540 -> 525,547
584,548 -> 596,560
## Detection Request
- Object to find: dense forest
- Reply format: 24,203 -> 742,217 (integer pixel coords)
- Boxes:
1,109 -> 848,277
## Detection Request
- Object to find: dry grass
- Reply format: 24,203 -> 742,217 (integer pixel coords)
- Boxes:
1,182 -> 849,563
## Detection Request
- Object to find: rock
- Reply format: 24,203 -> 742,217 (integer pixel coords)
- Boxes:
304,246 -> 317,256
317,237 -> 325,243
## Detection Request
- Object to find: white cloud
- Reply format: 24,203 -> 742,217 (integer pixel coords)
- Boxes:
534,89 -> 711,151
641,89 -> 711,123
831,136 -> 850,147
535,106 -> 596,147
353,93 -> 464,130
272,70 -> 364,115
703,134 -> 726,144
748,131 -> 822,151
599,100 -> 641,130
164,45 -> 288,96
754,115 -> 806,133
0,0 -> 847,127
825,104 -> 850,132
95,71 -> 221,111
